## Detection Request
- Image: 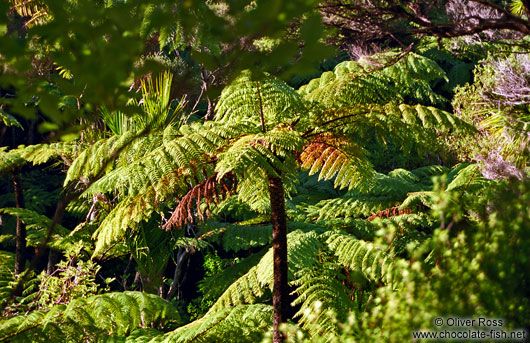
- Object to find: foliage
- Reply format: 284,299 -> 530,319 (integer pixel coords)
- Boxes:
0,291 -> 180,342
2,3 -> 529,342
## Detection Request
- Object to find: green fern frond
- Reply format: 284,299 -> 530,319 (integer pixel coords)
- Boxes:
216,70 -> 306,126
0,208 -> 73,251
92,192 -> 156,257
309,196 -> 400,221
510,0 -> 526,16
291,263 -> 355,341
64,131 -> 141,186
445,163 -> 487,192
0,291 -> 179,342
220,224 -> 272,252
299,52 -> 448,107
216,128 -> 303,180
0,148 -> 25,176
0,109 -> 23,129
19,142 -> 78,166
383,103 -> 474,134
326,233 -> 394,284
207,230 -> 322,313
0,251 -> 15,302
410,165 -> 450,179
165,304 -> 272,343
84,122 -> 239,198
399,191 -> 436,210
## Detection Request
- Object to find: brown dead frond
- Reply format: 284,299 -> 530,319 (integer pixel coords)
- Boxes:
163,172 -> 237,230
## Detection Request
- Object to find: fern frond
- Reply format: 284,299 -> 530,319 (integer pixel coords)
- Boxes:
366,206 -> 415,221
445,163 -> 487,192
326,233 -> 394,284
0,109 -> 23,129
64,131 -> 141,186
207,230 -> 322,313
19,142 -> 78,166
309,195 -> 400,221
0,147 -> 25,176
291,263 -> 355,341
9,0 -> 49,27
216,70 -> 306,126
386,103 -> 474,134
163,172 -> 237,231
299,52 -> 448,107
84,122 -> 240,198
0,208 -> 73,251
0,251 -> 15,302
216,128 -> 303,180
0,291 -> 179,342
220,224 -> 272,253
197,250 -> 268,310
165,304 -> 272,343
299,134 -> 373,190
92,192 -> 156,257
399,191 -> 436,210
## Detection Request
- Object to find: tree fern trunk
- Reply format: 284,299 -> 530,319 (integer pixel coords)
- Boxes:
268,175 -> 288,343
12,172 -> 26,276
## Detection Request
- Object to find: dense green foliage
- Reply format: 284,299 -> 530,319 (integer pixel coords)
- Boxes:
1,0 -> 529,342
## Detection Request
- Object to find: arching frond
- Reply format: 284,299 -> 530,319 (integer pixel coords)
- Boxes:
0,251 -> 15,302
326,233 -> 394,284
164,304 -> 272,343
216,128 -> 304,179
91,188 -> 156,257
384,103 -> 474,134
0,208 -> 82,253
19,142 -> 78,166
84,122 -> 243,198
64,131 -> 141,186
215,128 -> 303,211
